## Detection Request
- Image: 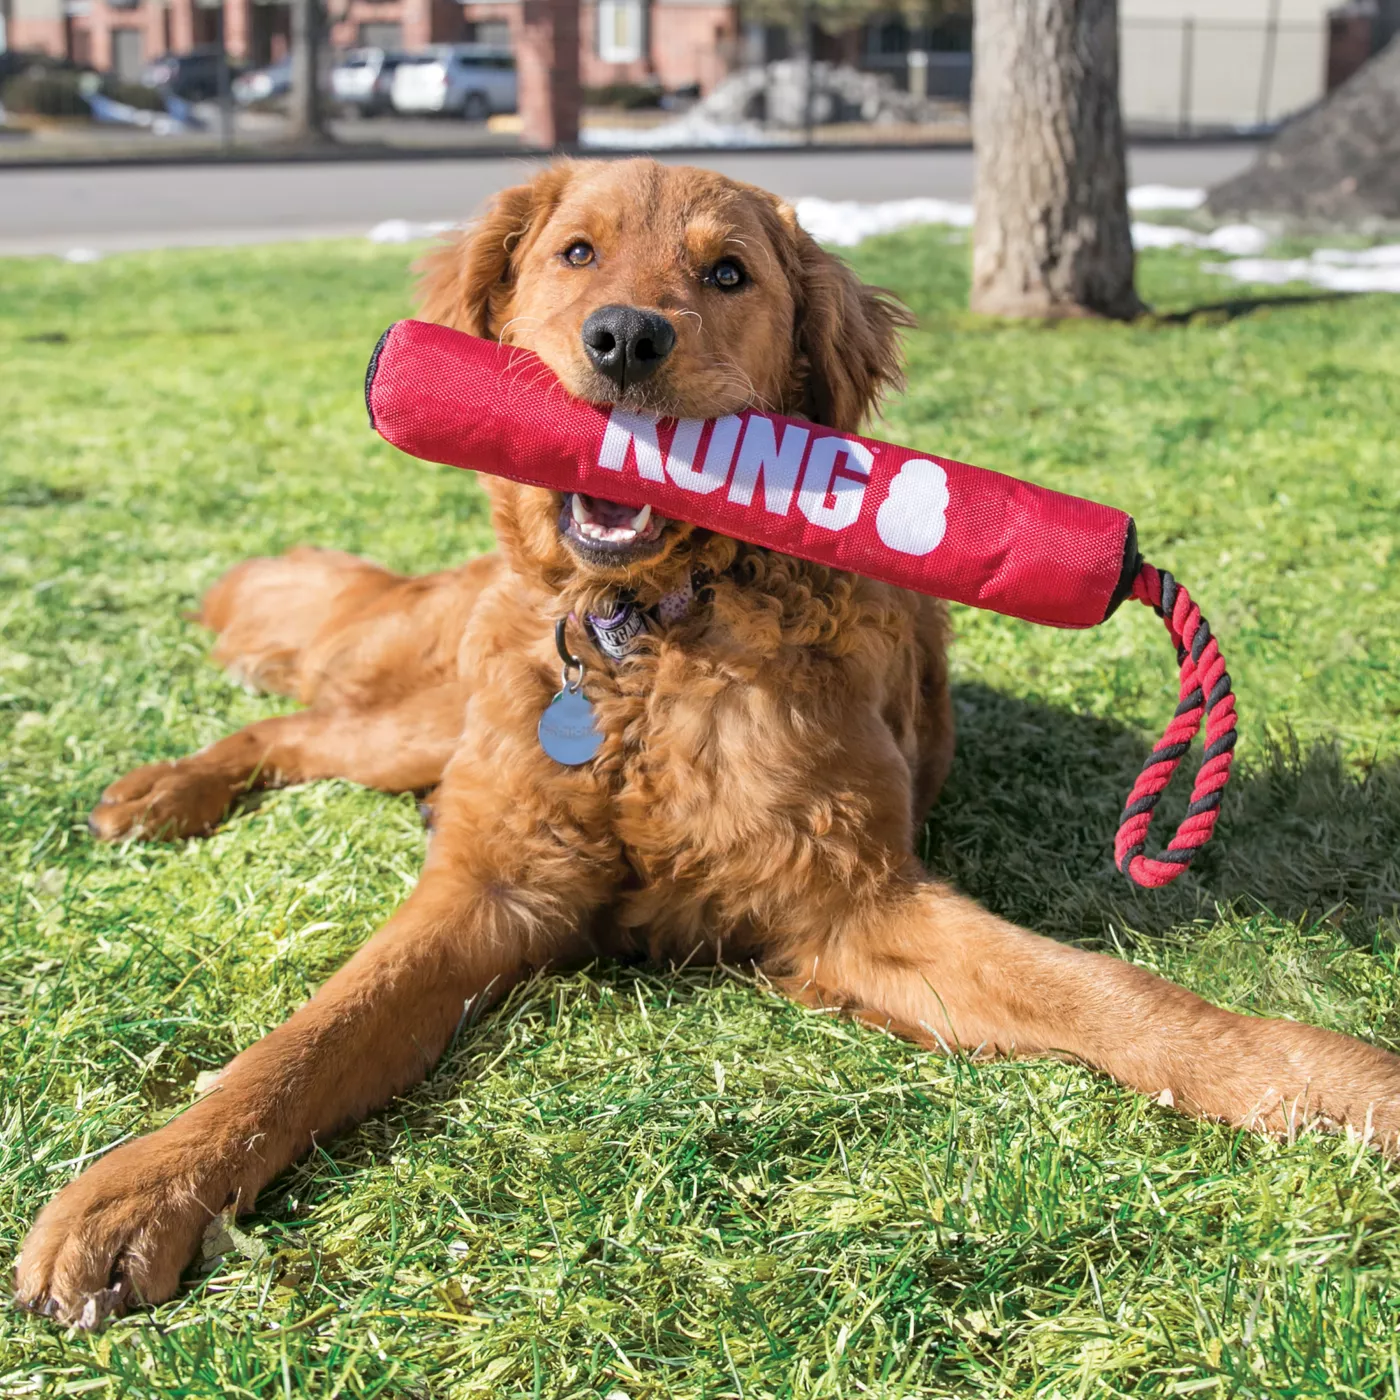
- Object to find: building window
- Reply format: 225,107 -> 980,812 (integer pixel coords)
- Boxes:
597,0 -> 644,64
357,22 -> 403,49
472,20 -> 512,46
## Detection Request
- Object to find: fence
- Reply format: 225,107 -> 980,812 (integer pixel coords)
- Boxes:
859,15 -> 1326,136
1120,16 -> 1325,134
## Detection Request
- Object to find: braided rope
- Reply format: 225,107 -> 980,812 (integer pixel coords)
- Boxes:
1114,563 -> 1237,889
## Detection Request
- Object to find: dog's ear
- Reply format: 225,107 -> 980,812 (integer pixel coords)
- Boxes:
414,163 -> 575,336
772,206 -> 913,433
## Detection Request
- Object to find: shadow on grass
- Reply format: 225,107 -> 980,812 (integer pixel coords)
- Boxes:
925,682 -> 1400,946
223,685 -> 1400,1241
1144,291 -> 1354,326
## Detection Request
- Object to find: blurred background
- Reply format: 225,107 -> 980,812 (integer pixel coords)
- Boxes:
1,0 -> 1398,272
1,0 -> 1396,157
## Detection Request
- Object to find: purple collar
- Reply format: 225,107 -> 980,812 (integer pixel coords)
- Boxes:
586,574 -> 696,663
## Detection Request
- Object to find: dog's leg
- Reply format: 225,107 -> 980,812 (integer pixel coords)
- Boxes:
777,869 -> 1400,1150
89,683 -> 467,840
15,781 -> 610,1326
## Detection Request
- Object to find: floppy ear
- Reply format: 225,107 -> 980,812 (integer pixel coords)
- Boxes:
414,163 -> 575,336
775,208 -> 914,433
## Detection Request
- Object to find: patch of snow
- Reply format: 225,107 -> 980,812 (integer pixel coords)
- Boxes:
1202,223 -> 1271,256
1128,221 -> 1270,254
367,219 -> 459,244
86,92 -> 196,135
581,116 -> 795,149
1205,249 -> 1400,294
685,59 -> 948,132
1128,185 -> 1206,211
787,198 -> 1268,256
793,196 -> 972,247
1128,223 -> 1201,250
1203,257 -> 1315,286
63,248 -> 103,263
1311,244 -> 1400,267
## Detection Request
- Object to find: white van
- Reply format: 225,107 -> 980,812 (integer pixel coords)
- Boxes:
390,45 -> 517,119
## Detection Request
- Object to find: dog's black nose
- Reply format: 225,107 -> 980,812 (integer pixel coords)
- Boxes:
581,305 -> 675,389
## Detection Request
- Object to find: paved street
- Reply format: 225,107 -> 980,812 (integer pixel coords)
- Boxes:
0,143 -> 1259,257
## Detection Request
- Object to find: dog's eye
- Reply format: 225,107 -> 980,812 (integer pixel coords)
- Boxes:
708,259 -> 746,291
563,241 -> 595,268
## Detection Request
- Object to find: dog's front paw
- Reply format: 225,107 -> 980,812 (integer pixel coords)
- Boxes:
89,761 -> 236,841
14,1132 -> 233,1327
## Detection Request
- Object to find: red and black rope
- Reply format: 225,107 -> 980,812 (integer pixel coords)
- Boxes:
1114,562 -> 1237,889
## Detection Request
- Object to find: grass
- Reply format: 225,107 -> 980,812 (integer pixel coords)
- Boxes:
1,227 -> 1399,1398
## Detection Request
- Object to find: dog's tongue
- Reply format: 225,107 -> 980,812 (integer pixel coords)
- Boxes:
576,494 -> 639,527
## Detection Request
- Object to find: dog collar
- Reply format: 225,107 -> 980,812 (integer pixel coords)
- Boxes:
585,573 -> 697,662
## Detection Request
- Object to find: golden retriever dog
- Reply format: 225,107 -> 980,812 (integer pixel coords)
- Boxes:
16,158 -> 1400,1327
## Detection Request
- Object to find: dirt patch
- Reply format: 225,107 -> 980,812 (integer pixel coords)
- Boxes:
1208,36 -> 1400,225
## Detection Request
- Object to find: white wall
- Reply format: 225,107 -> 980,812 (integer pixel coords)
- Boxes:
1122,0 -> 1331,19
1120,0 -> 1331,127
12,0 -> 66,23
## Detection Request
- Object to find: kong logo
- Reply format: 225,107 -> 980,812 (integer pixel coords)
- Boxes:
366,320 -> 1140,632
597,407 -> 952,557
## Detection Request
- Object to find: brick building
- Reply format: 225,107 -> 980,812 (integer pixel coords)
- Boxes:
5,0 -> 737,92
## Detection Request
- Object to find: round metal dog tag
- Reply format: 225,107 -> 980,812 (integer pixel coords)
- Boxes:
538,687 -> 604,766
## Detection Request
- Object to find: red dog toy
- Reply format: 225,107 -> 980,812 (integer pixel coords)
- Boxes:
366,319 -> 1236,889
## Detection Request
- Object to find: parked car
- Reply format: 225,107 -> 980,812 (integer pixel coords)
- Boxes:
140,48 -> 231,102
233,57 -> 292,107
390,45 -> 516,119
331,47 -> 406,117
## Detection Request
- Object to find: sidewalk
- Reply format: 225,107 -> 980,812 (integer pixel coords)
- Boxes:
0,111 -> 528,166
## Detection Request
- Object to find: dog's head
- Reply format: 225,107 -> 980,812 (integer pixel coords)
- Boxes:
417,158 -> 909,607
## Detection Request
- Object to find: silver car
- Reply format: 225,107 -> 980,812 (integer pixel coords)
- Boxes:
232,57 -> 292,107
331,47 -> 406,117
390,45 -> 516,120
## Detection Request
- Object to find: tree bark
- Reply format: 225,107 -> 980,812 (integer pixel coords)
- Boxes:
517,0 -> 581,148
288,0 -> 329,143
800,0 -> 816,143
971,0 -> 1143,320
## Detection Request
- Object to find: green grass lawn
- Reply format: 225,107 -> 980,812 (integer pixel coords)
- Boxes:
2,229 -> 1399,1398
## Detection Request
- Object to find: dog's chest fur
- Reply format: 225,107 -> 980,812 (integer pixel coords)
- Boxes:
454,567 -> 933,959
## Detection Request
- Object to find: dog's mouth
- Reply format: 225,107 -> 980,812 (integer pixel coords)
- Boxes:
559,492 -> 671,564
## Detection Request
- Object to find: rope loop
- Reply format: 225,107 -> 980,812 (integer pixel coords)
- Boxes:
1114,562 -> 1237,888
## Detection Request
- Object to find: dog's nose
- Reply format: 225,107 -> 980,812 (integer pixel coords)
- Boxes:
581,305 -> 676,389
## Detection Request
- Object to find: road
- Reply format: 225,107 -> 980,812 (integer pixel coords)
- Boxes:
0,143 -> 1258,257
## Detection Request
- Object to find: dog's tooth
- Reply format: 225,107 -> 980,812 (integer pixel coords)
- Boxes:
628,503 -> 652,532
570,494 -> 590,527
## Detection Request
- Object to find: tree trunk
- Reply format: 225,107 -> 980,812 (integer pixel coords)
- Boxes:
517,0 -> 581,148
971,0 -> 1143,320
288,0 -> 328,143
800,0 -> 815,144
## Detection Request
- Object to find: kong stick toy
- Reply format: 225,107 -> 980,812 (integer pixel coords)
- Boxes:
366,319 -> 1237,889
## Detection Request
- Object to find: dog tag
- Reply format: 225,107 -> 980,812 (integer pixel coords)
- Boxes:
538,686 -> 603,766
